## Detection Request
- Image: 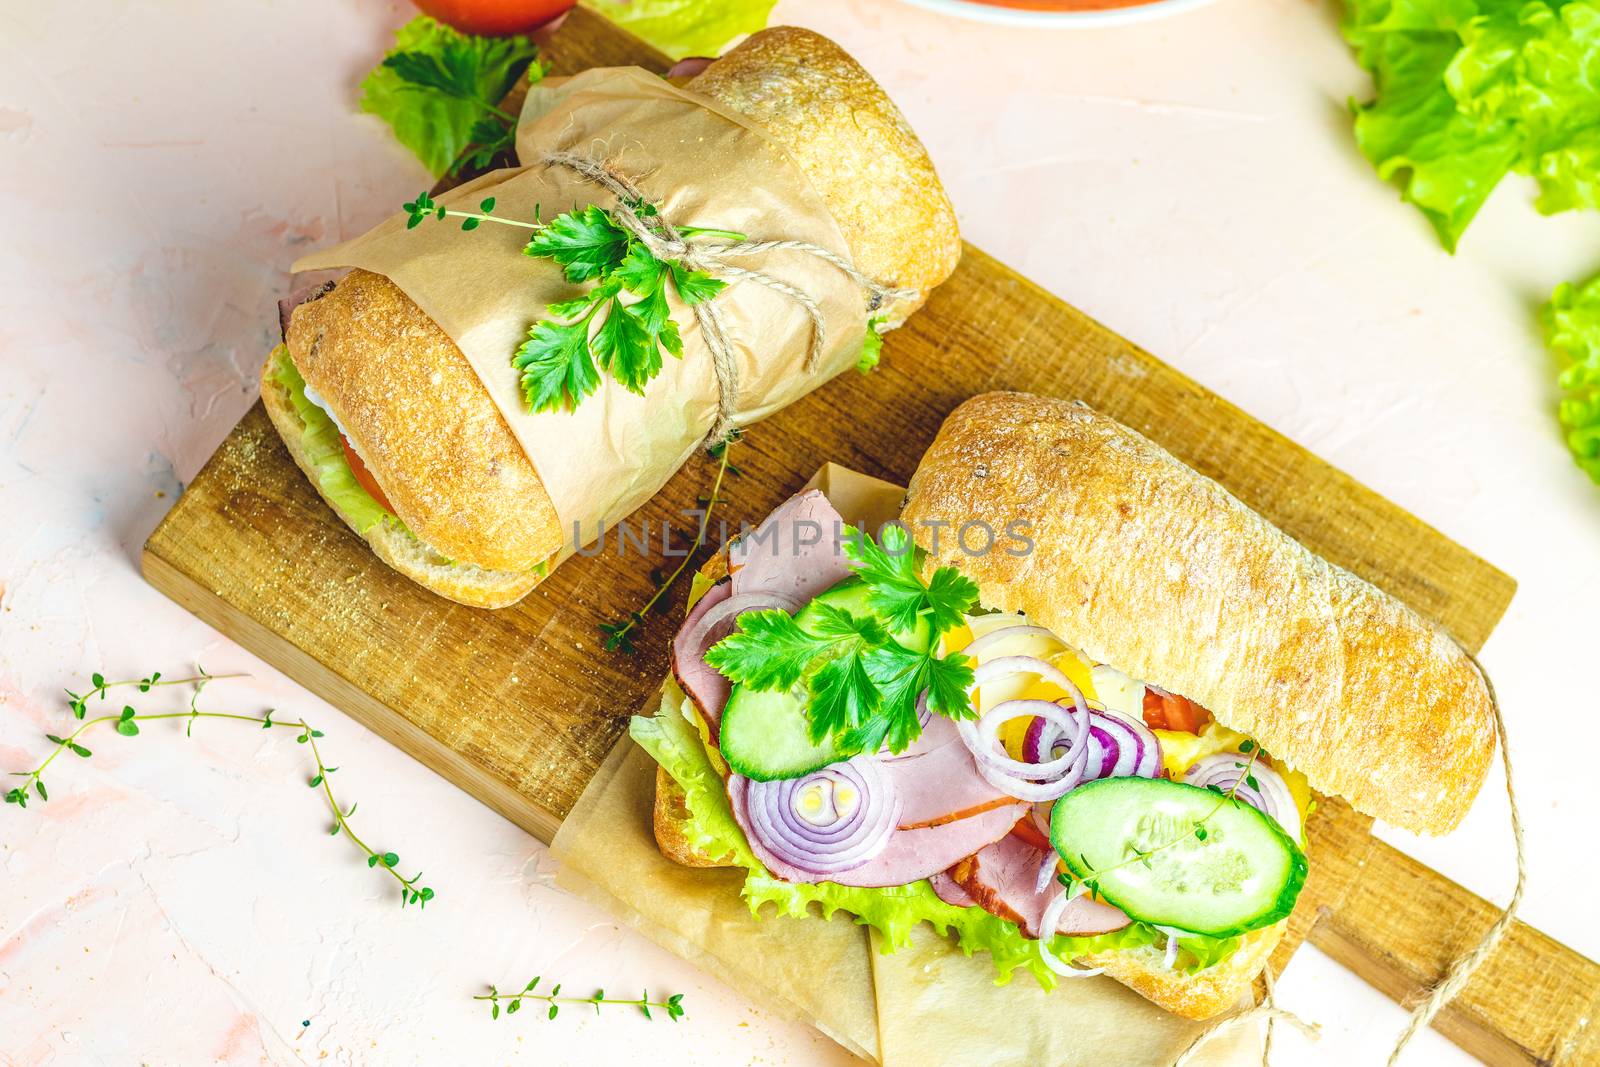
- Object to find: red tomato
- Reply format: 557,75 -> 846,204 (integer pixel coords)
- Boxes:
413,0 -> 576,36
1142,689 -> 1210,734
341,437 -> 396,514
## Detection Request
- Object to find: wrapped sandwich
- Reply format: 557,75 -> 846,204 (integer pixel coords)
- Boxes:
260,28 -> 960,608
632,391 -> 1495,1020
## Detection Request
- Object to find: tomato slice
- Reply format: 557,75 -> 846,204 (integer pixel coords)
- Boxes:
340,437 -> 395,514
1142,688 -> 1211,734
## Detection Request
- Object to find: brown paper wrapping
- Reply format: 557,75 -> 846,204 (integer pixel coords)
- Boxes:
551,465 -> 1261,1065
293,68 -> 867,554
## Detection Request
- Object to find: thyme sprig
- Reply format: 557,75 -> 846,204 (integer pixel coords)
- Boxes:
600,430 -> 741,655
476,977 -> 686,1022
1060,749 -> 1266,901
5,670 -> 435,909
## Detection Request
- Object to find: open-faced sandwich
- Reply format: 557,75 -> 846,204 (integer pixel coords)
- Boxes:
633,391 -> 1495,1019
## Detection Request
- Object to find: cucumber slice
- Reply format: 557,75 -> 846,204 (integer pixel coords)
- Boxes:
720,685 -> 843,781
1049,776 -> 1307,937
718,577 -> 929,780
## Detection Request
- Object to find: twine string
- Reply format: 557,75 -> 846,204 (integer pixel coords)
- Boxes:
1176,648 -> 1523,1067
538,151 -> 918,444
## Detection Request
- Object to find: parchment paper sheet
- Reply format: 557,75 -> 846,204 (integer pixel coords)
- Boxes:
551,465 -> 1262,1065
295,68 -> 867,555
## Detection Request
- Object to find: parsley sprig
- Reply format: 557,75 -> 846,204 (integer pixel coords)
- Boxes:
404,191 -> 744,413
706,525 -> 980,755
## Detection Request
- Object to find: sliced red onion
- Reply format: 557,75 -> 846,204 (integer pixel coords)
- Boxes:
1163,933 -> 1180,970
956,657 -> 1092,802
1184,753 -> 1301,842
744,756 -> 901,876
684,591 -> 802,654
1035,850 -> 1059,895
1024,706 -> 1163,784
1037,888 -> 1106,978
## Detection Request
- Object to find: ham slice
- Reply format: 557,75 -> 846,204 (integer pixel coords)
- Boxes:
950,833 -> 1131,938
729,490 -> 852,602
883,715 -> 1017,829
729,773 -> 1026,889
671,577 -> 734,735
277,280 -> 335,342
930,871 -> 976,909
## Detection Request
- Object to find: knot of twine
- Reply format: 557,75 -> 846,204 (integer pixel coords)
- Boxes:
540,151 -> 919,445
1178,646 -> 1524,1067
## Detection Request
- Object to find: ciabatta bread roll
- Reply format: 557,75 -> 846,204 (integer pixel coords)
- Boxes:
900,392 -> 1494,836
263,27 -> 959,608
646,392 -> 1497,1023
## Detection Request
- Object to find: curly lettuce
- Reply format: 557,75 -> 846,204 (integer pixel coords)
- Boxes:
1545,274 -> 1600,481
581,0 -> 778,60
630,593 -> 1240,987
1344,0 -> 1600,250
359,17 -> 542,178
264,346 -> 396,536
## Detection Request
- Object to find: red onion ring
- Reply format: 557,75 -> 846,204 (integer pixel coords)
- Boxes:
743,757 -> 901,876
1037,888 -> 1107,978
956,657 -> 1093,802
1184,753 -> 1301,841
684,591 -> 802,654
1024,706 -> 1163,783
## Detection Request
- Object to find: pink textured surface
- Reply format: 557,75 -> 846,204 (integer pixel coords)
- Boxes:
2,1 -> 1598,1064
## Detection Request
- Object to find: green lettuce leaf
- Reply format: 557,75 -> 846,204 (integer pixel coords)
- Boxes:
1344,0 -> 1600,249
264,345 -> 397,536
359,17 -> 541,178
581,0 -> 777,60
1545,273 -> 1600,482
630,652 -> 1239,987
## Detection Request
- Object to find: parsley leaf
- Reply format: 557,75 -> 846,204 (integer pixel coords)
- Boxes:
512,208 -> 730,409
704,610 -> 827,691
843,524 -> 978,634
513,316 -> 602,413
525,206 -> 632,283
360,17 -> 540,178
706,525 -> 982,756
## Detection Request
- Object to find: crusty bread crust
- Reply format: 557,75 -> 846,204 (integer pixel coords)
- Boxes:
260,348 -> 543,609
284,269 -> 562,574
689,27 -> 961,326
653,766 -> 727,867
1084,921 -> 1286,1021
900,392 -> 1495,835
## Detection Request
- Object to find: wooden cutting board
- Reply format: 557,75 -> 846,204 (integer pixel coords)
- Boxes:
142,9 -> 1597,1065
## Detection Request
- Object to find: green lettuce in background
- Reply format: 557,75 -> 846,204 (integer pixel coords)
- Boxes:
1545,275 -> 1600,483
1344,0 -> 1600,251
359,17 -> 542,178
581,0 -> 778,60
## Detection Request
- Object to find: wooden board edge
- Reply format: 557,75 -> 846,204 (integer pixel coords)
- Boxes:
140,546 -> 564,845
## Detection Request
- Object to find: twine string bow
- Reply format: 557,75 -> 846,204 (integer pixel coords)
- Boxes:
539,151 -> 918,444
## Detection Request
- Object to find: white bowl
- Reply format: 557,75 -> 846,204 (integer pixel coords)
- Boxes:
896,0 -> 1219,27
